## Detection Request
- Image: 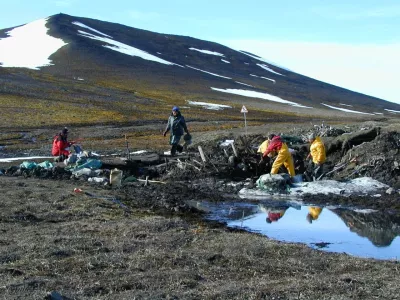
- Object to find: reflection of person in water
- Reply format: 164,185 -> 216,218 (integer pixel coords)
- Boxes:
259,204 -> 289,223
306,206 -> 323,224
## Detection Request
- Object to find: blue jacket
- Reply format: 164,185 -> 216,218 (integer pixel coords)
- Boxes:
165,112 -> 188,136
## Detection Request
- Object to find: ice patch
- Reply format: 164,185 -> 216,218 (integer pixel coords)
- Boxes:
239,177 -> 388,199
0,156 -> 53,163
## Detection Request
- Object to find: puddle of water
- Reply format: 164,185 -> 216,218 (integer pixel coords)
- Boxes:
188,200 -> 400,260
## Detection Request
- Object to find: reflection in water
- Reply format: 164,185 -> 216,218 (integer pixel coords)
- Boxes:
259,204 -> 290,223
192,200 -> 400,260
331,209 -> 400,247
306,207 -> 323,224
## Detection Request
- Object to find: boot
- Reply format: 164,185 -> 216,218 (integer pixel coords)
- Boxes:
171,145 -> 177,156
176,144 -> 183,153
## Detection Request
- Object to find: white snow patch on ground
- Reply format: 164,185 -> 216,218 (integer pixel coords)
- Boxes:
239,177 -> 388,199
187,100 -> 231,110
384,108 -> 400,113
257,63 -> 284,76
374,112 -> 384,115
220,140 -> 235,147
221,59 -> 230,63
0,18 -> 67,69
189,47 -> 224,56
339,103 -> 353,107
186,65 -> 232,79
72,21 -> 112,37
211,88 -> 312,108
250,74 -> 276,83
77,30 -> 177,65
130,150 -> 147,155
0,156 -> 53,163
321,103 -> 374,115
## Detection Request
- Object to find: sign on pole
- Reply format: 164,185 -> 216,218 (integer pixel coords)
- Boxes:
241,105 -> 248,134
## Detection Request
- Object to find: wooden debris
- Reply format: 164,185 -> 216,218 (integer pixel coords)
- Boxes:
198,146 -> 207,163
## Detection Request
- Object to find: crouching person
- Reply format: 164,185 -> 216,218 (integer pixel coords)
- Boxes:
263,135 -> 295,177
52,127 -> 75,162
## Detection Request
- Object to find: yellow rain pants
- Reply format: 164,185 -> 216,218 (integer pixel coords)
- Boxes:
270,143 -> 295,177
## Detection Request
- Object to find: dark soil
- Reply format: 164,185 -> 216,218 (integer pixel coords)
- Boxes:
1,119 -> 400,299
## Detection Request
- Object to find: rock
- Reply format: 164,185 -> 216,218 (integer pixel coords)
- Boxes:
256,174 -> 289,192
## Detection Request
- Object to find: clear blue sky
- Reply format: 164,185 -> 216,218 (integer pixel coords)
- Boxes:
1,0 -> 400,105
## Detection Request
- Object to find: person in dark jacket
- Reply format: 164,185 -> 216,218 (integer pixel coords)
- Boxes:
51,127 -> 75,161
163,106 -> 189,156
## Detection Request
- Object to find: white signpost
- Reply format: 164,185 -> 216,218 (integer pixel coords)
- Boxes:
241,105 -> 248,135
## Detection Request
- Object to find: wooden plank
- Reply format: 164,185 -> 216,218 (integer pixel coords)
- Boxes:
198,146 -> 207,163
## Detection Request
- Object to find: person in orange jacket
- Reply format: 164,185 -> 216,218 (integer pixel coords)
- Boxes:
306,132 -> 326,180
262,135 -> 295,177
51,127 -> 75,160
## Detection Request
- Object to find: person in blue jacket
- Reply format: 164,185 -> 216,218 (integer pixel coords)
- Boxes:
163,106 -> 190,156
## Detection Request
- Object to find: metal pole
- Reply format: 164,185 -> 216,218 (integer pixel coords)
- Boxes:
243,112 -> 247,135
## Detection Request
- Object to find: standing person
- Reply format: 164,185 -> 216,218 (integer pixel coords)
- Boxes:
307,132 -> 326,181
262,135 -> 295,177
163,106 -> 189,156
51,127 -> 75,161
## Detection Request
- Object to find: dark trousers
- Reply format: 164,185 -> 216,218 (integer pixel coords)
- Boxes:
171,144 -> 183,156
305,161 -> 324,181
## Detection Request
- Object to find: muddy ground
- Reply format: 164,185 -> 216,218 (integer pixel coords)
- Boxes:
1,119 -> 400,299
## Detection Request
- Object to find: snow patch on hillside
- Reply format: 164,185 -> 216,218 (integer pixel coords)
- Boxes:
211,88 -> 312,108
77,30 -> 177,65
257,63 -> 284,76
384,108 -> 400,113
187,100 -> 231,110
72,21 -> 112,37
189,48 -> 224,56
186,65 -> 232,79
250,74 -> 276,83
0,18 -> 67,69
321,103 -> 374,115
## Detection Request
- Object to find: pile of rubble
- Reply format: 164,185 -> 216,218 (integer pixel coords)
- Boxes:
1,125 -> 399,193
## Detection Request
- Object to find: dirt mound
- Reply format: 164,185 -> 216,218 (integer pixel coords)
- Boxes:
331,131 -> 400,188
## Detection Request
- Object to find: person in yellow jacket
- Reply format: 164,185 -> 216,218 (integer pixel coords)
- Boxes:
262,135 -> 295,177
257,134 -> 276,156
307,132 -> 326,181
257,134 -> 277,174
306,206 -> 323,224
